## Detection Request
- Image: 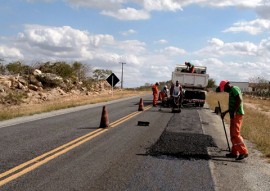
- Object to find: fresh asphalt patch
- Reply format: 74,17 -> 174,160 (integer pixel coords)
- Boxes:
147,108 -> 217,160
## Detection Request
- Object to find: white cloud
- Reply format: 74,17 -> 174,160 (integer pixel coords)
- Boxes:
208,38 -> 224,46
18,25 -> 90,49
120,29 -> 137,36
258,37 -> 270,61
101,8 -> 150,20
117,40 -> 146,54
2,25 -> 149,81
155,39 -> 168,44
256,4 -> 270,19
0,45 -> 24,60
161,46 -> 186,56
24,0 -> 264,23
66,0 -> 122,10
194,58 -> 269,83
143,0 -> 182,11
89,34 -> 114,47
172,0 -> 261,8
223,19 -> 270,35
195,38 -> 258,57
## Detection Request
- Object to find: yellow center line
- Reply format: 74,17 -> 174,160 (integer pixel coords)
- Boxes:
0,128 -> 103,179
0,129 -> 107,187
0,105 -> 152,187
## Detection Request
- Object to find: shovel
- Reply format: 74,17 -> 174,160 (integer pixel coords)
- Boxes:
218,101 -> 231,152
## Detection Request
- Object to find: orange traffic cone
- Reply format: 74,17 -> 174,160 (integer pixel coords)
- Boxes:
99,106 -> 109,128
138,98 -> 144,111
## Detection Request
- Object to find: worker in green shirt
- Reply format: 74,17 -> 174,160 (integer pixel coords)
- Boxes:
184,62 -> 195,73
219,80 -> 249,160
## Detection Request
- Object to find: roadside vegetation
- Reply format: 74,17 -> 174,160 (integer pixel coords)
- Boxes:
207,92 -> 270,162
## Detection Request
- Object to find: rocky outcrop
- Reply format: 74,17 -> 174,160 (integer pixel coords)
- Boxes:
0,70 -> 113,105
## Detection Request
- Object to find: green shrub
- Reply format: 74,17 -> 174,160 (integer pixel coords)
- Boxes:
0,63 -> 5,74
6,61 -> 33,75
82,78 -> 95,91
39,62 -> 74,79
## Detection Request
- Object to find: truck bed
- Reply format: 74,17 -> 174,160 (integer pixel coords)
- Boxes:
171,72 -> 209,89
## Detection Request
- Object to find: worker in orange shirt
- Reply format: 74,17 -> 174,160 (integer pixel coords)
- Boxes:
152,82 -> 159,106
160,85 -> 169,106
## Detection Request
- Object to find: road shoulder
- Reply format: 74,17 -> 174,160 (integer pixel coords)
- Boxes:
199,105 -> 270,191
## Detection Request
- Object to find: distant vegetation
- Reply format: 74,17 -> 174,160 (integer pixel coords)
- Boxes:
0,60 -> 113,82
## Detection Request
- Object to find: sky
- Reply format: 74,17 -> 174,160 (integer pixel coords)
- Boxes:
0,0 -> 270,88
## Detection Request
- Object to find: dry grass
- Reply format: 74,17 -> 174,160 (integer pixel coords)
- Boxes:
207,92 -> 270,162
0,90 -> 150,121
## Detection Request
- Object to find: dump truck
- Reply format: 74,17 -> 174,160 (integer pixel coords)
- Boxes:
171,64 -> 209,107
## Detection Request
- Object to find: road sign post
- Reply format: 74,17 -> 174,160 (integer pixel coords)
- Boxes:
106,73 -> 120,96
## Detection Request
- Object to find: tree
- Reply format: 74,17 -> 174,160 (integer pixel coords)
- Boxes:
6,61 -> 33,75
39,61 -> 73,79
72,62 -> 92,81
249,76 -> 270,96
93,69 -> 112,80
0,58 -> 5,74
207,78 -> 216,88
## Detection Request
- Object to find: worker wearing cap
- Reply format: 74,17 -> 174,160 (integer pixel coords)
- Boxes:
218,80 -> 249,160
152,82 -> 159,107
185,62 -> 195,73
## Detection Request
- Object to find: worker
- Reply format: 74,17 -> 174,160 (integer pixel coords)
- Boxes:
185,62 -> 195,73
160,85 -> 169,106
218,80 -> 249,160
170,80 -> 183,107
152,82 -> 159,107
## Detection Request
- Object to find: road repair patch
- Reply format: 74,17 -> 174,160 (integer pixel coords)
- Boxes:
147,109 -> 217,160
147,131 -> 217,160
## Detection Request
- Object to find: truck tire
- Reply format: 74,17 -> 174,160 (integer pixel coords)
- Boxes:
200,103 -> 204,107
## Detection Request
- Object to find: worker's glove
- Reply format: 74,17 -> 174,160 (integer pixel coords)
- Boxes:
221,112 -> 226,119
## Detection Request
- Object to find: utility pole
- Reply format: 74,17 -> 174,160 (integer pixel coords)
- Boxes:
119,62 -> 126,89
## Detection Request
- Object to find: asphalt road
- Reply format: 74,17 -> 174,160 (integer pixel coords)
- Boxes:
0,94 -> 269,191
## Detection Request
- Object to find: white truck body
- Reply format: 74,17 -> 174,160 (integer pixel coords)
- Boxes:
171,65 -> 209,89
171,65 -> 209,107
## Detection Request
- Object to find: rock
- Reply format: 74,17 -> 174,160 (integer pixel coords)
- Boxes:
29,75 -> 43,87
59,82 -> 67,90
36,73 -> 63,87
71,90 -> 80,95
33,69 -> 42,76
18,77 -> 28,86
0,85 -> 5,92
81,87 -> 87,92
37,87 -> 43,91
18,82 -> 24,89
57,88 -> 66,95
28,84 -> 38,91
0,80 -> 12,88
